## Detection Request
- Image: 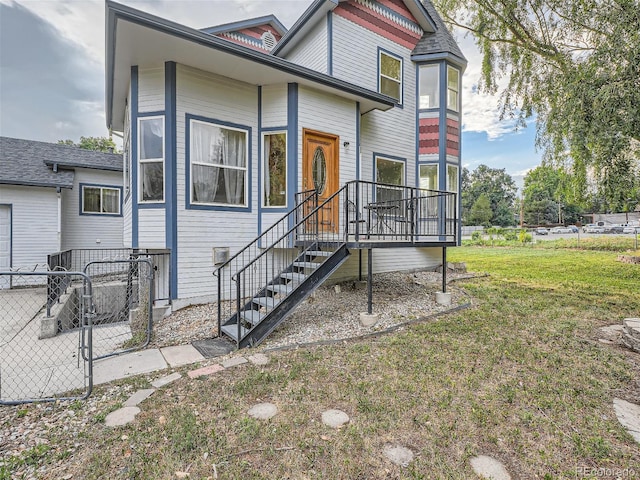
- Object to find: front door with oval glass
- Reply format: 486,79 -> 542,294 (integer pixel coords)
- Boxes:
302,129 -> 339,233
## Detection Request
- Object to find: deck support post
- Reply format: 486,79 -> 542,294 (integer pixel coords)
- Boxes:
358,250 -> 363,282
442,247 -> 447,293
367,248 -> 373,314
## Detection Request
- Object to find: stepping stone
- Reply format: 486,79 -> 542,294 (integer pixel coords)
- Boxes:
321,409 -> 349,428
383,445 -> 414,467
124,388 -> 155,407
105,407 -> 140,427
222,356 -> 248,368
599,325 -> 623,336
151,372 -> 181,388
188,363 -> 224,379
247,402 -> 278,420
470,456 -> 511,480
248,353 -> 269,366
160,344 -> 205,367
613,398 -> 640,443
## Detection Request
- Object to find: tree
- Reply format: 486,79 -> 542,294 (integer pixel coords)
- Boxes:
434,0 -> 640,200
462,165 -> 516,226
523,164 -> 584,224
468,193 -> 493,226
58,136 -> 119,153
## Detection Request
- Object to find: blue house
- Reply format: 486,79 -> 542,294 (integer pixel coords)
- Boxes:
105,0 -> 466,346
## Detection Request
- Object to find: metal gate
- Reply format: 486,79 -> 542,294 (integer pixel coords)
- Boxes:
0,271 -> 93,405
82,258 -> 154,361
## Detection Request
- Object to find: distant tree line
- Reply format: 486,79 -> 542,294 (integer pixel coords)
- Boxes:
58,136 -> 119,154
462,163 -> 640,227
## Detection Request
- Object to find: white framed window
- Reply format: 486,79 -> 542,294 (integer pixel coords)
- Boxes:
446,164 -> 459,218
419,164 -> 438,191
82,185 -> 121,215
375,156 -> 405,203
419,64 -> 439,109
138,116 -> 164,202
447,66 -> 460,112
190,119 -> 248,207
263,132 -> 287,208
379,50 -> 402,104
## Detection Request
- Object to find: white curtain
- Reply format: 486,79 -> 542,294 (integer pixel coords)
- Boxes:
140,118 -> 163,159
102,189 -> 119,213
192,122 -> 219,203
222,130 -> 246,205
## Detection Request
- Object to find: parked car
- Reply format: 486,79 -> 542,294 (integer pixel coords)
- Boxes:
604,225 -> 624,234
568,225 -> 579,233
535,227 -> 549,235
623,226 -> 638,234
550,227 -> 572,234
584,224 -> 605,233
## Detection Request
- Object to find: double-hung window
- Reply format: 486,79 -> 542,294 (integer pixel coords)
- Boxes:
446,164 -> 459,220
379,50 -> 402,104
138,116 -> 164,202
190,119 -> 248,207
447,66 -> 460,112
82,185 -> 121,215
263,132 -> 287,208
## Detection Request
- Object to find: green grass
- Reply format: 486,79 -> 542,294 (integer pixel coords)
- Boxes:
3,245 -> 640,479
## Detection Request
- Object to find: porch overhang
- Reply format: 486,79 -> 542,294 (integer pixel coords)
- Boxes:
106,1 -> 396,131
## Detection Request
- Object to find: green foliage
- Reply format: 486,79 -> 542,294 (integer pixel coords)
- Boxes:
435,0 -> 640,204
58,136 -> 119,153
468,193 -> 493,226
466,228 -> 532,246
462,165 -> 516,226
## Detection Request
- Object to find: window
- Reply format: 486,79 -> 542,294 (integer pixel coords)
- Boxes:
139,116 -> 164,202
190,119 -> 248,207
375,156 -> 405,203
447,66 -> 460,112
446,164 -> 459,218
419,164 -> 438,190
263,132 -> 287,207
82,185 -> 121,215
419,65 -> 439,109
379,51 -> 402,103
419,164 -> 438,215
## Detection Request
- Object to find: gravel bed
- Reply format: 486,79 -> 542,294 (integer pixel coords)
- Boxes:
150,270 -> 472,349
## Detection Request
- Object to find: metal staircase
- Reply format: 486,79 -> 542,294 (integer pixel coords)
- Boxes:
214,181 -> 458,349
214,188 -> 350,348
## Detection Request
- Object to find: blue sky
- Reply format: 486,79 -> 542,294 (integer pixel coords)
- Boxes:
0,0 -> 542,188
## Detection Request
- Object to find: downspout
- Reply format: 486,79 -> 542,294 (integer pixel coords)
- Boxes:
56,187 -> 62,252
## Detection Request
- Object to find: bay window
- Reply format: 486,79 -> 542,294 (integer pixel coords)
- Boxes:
447,66 -> 460,112
419,65 -> 439,109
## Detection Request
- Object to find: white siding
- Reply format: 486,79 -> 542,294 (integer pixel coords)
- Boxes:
0,186 -> 59,269
175,64 -> 259,300
261,85 -> 288,128
329,247 -> 441,283
138,209 -> 166,248
284,19 -> 328,73
298,86 -> 358,186
138,67 -> 165,113
61,168 -> 124,250
123,193 -> 132,247
332,15 -> 417,185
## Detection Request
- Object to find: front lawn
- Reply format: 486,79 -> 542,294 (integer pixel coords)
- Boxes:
2,245 -> 639,479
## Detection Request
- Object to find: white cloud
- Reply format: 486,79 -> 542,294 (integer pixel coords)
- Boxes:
456,32 -> 524,140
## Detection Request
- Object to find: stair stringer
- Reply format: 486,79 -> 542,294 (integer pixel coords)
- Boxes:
224,244 -> 350,349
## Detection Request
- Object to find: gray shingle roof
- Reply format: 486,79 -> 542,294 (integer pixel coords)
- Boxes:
0,137 -> 123,189
413,0 -> 466,64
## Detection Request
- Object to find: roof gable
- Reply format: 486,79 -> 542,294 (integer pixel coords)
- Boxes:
272,0 -> 437,56
201,15 -> 286,53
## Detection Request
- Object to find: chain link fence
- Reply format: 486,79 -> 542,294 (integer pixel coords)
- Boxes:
82,258 -> 154,361
0,271 -> 93,405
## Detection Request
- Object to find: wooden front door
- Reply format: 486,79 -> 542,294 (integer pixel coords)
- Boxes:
302,129 -> 340,233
